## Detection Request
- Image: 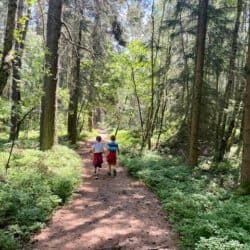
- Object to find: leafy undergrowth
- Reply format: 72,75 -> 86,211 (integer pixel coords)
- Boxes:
120,152 -> 250,250
0,145 -> 82,250
79,129 -> 99,141
109,129 -> 141,152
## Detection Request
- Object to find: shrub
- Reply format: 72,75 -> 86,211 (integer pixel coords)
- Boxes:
111,130 -> 141,152
121,151 -> 250,249
0,145 -> 82,248
195,237 -> 247,250
0,230 -> 21,250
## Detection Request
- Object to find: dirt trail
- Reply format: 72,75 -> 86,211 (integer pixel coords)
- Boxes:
31,132 -> 177,250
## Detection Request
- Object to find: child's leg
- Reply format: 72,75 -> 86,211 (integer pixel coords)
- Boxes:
112,165 -> 117,176
97,164 -> 101,174
94,166 -> 99,179
108,164 -> 111,175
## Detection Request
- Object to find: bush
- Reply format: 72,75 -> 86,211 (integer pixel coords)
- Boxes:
111,130 -> 141,152
0,230 -> 21,250
121,151 -> 250,249
50,174 -> 76,203
79,129 -> 98,141
0,145 -> 82,248
195,237 -> 247,250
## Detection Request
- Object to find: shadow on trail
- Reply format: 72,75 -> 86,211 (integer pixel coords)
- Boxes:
31,136 -> 177,250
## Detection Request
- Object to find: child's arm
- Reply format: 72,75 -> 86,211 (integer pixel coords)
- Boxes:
106,143 -> 110,153
91,144 -> 95,153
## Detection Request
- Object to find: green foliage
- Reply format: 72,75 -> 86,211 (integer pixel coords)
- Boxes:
46,145 -> 82,203
0,98 -> 11,121
21,31 -> 45,122
121,152 -> 250,249
0,145 -> 82,248
79,129 -> 99,141
112,130 -> 141,152
0,230 -> 21,250
195,237 -> 247,250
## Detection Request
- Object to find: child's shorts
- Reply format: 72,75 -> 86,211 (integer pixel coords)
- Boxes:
93,153 -> 103,168
107,151 -> 117,165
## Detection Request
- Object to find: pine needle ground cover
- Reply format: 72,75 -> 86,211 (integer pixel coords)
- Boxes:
120,151 -> 250,250
0,145 -> 82,249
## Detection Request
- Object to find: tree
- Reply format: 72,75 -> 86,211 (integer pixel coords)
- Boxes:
0,0 -> 18,95
240,12 -> 250,194
40,0 -> 63,150
188,0 -> 209,166
9,0 -> 31,141
215,0 -> 243,162
68,20 -> 82,144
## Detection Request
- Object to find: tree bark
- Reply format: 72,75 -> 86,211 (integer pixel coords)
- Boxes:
131,67 -> 144,138
68,24 -> 81,145
0,0 -> 18,96
94,108 -> 101,126
156,92 -> 167,149
236,106 -> 245,156
220,79 -> 245,157
9,0 -> 30,141
240,14 -> 250,194
40,0 -> 63,150
179,10 -> 190,119
142,0 -> 155,150
214,70 -> 220,155
88,110 -> 93,132
215,0 -> 243,162
188,0 -> 209,166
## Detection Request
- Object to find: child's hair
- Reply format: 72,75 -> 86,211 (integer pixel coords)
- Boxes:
110,135 -> 116,141
96,136 -> 102,142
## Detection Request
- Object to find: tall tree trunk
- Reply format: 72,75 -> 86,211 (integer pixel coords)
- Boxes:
0,0 -> 18,96
240,15 -> 250,194
188,0 -> 209,166
68,25 -> 81,144
215,0 -> 243,162
214,70 -> 221,155
9,0 -> 30,141
94,108 -> 101,126
221,79 -> 245,156
236,106 -> 245,156
40,0 -> 63,150
148,0 -> 155,150
179,10 -> 190,120
156,92 -> 167,149
88,110 -> 93,132
143,0 -> 155,150
131,67 -> 144,140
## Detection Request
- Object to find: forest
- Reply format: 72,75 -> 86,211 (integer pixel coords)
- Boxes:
0,0 -> 250,249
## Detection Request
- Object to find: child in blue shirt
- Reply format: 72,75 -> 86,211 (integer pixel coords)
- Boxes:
106,135 -> 119,176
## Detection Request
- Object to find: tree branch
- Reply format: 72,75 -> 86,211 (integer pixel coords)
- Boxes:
5,107 -> 37,173
61,31 -> 93,54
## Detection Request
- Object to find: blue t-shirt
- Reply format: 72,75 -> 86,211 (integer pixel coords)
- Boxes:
107,142 -> 119,152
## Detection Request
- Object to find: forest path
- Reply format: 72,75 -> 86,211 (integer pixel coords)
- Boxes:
31,130 -> 177,250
